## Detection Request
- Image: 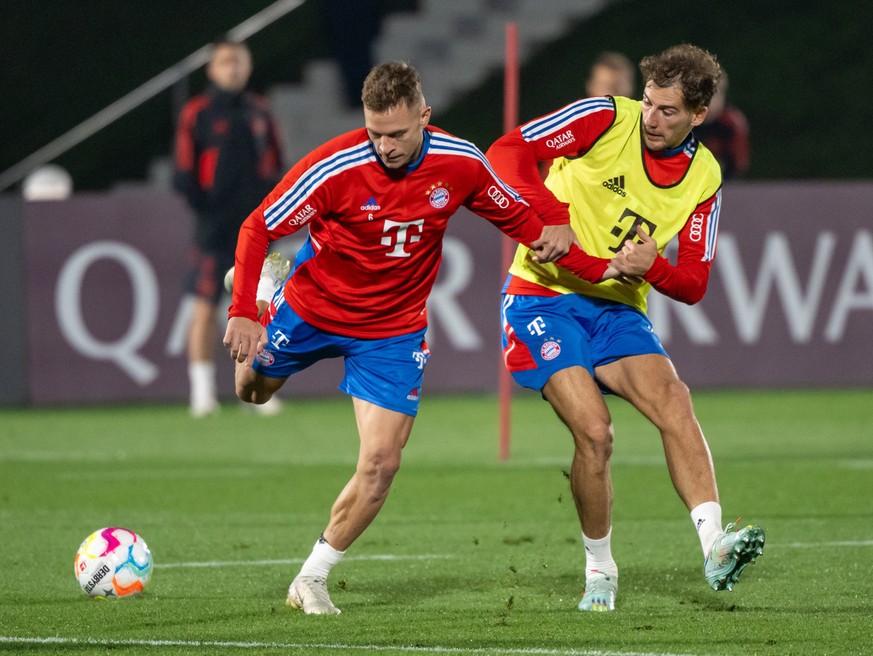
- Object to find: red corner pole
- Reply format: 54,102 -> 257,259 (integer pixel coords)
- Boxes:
498,22 -> 519,462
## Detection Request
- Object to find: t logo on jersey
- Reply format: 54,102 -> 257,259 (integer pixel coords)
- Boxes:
608,208 -> 657,254
381,219 -> 424,257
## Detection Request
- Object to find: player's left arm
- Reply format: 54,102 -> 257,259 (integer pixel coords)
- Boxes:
259,100 -> 286,185
612,190 -> 721,305
466,161 -> 610,283
172,101 -> 206,209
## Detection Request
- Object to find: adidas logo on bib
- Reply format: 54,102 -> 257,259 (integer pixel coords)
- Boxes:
602,175 -> 627,197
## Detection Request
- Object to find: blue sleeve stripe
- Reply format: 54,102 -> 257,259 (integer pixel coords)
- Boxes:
429,133 -> 525,203
703,189 -> 721,262
264,141 -> 375,230
520,98 -> 614,142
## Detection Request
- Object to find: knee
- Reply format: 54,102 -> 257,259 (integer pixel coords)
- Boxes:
652,378 -> 697,426
245,391 -> 274,405
234,381 -> 253,403
571,418 -> 614,461
663,377 -> 692,402
358,450 -> 402,494
234,379 -> 271,405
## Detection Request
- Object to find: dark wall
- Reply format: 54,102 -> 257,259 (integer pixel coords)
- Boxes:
438,0 -> 873,179
2,0 -> 871,191
0,0 -> 416,191
0,198 -> 27,403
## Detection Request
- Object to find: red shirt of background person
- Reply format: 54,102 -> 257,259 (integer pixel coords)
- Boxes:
693,71 -> 750,178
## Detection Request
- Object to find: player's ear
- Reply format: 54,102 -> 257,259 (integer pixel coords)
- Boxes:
420,105 -> 432,129
690,105 -> 708,128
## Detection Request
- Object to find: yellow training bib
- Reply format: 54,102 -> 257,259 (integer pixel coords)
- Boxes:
510,96 -> 722,313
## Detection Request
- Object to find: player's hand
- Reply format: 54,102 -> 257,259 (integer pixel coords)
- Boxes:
612,226 -> 658,276
600,263 -> 621,281
600,263 -> 643,286
223,316 -> 267,367
531,224 -> 580,263
608,269 -> 646,286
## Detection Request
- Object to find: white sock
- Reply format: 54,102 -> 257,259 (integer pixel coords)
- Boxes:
691,501 -> 723,557
298,535 -> 345,580
582,528 -> 618,579
188,361 -> 216,407
256,274 -> 280,304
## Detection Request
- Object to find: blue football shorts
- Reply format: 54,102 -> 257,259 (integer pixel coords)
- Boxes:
500,292 -> 668,392
252,295 -> 430,416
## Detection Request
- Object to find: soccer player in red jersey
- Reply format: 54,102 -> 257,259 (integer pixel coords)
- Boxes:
223,61 -> 616,614
487,45 -> 765,612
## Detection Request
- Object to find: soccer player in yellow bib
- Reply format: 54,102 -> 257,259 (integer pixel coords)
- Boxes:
487,44 -> 765,612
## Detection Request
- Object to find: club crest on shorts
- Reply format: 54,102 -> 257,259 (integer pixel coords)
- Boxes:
541,340 -> 561,361
256,349 -> 275,366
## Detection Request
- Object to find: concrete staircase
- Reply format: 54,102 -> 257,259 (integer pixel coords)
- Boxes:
269,0 -> 609,162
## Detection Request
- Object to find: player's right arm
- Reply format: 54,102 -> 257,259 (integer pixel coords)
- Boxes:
486,97 -> 616,227
223,210 -> 271,365
463,150 -> 612,284
224,138 -> 344,364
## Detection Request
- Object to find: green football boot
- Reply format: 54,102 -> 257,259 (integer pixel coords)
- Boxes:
705,523 -> 765,591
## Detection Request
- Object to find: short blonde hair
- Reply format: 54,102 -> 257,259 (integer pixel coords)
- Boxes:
361,61 -> 424,112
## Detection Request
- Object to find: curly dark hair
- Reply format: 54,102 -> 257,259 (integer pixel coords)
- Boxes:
639,44 -> 722,110
361,61 -> 424,112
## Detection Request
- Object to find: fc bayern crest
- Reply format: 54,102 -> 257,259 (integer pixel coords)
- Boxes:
541,341 -> 561,361
256,349 -> 275,366
428,187 -> 450,209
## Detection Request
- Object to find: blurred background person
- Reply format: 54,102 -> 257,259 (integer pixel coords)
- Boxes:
173,39 -> 285,417
693,70 -> 750,178
584,51 -> 636,98
540,51 -> 638,178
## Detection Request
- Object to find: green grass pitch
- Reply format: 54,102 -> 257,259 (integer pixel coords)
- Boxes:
1,389 -> 871,655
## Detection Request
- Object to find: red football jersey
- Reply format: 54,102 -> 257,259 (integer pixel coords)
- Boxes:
230,126 -> 608,338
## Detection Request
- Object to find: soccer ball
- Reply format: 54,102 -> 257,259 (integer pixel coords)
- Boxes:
74,527 -> 153,598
